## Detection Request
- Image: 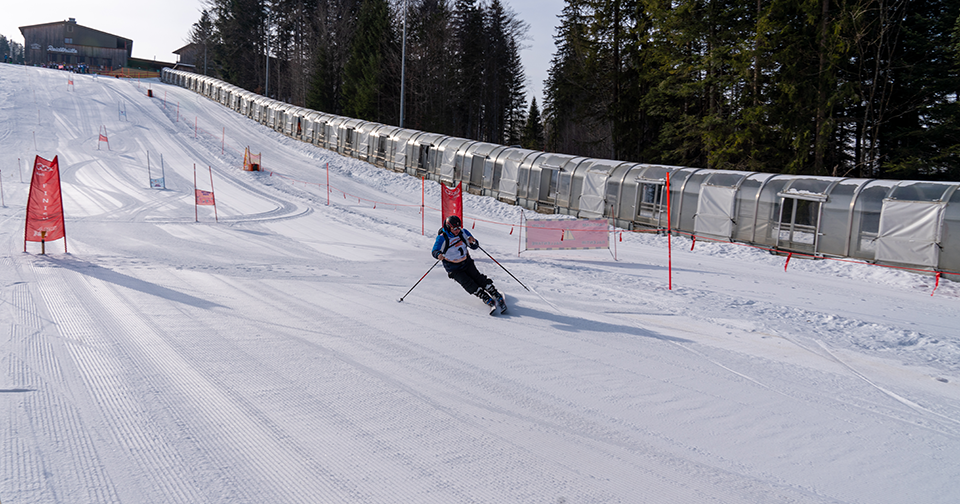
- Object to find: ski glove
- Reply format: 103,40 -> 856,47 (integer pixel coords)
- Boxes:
468,239 -> 479,250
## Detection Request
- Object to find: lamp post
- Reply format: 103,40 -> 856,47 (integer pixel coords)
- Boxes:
265,33 -> 270,97
400,0 -> 406,128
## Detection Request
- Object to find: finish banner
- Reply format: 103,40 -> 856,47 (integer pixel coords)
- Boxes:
524,218 -> 609,251
24,155 -> 67,251
441,181 -> 462,225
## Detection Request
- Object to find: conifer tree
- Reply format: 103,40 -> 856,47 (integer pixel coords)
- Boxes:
453,0 -> 487,139
210,0 -> 268,92
341,0 -> 397,122
188,10 -> 216,76
521,97 -> 545,150
305,43 -> 335,112
404,0 -> 456,133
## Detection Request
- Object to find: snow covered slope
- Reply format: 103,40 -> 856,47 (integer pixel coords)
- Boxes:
2,65 -> 959,504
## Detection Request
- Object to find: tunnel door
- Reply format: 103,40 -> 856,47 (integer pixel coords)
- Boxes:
775,193 -> 826,255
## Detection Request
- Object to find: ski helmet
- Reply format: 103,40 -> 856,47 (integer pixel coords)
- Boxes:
445,215 -> 462,230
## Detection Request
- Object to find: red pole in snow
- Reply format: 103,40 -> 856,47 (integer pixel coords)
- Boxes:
209,165 -> 218,223
666,171 -> 673,290
518,211 -> 524,257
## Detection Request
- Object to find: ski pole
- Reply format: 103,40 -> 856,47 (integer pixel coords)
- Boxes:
398,259 -> 441,302
477,245 -> 530,292
478,245 -> 563,313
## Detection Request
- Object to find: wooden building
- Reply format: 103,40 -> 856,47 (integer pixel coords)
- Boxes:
19,18 -> 132,70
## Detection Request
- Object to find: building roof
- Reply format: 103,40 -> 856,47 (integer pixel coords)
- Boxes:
19,18 -> 132,47
174,43 -> 199,55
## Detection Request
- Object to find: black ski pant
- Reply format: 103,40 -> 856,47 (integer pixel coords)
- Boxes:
447,258 -> 492,297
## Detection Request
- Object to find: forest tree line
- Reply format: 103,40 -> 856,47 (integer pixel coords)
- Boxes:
191,0 -> 960,181
190,0 -> 534,147
544,0 -> 960,180
1,35 -> 25,64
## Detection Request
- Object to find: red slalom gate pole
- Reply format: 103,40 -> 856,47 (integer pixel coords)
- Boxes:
518,211 -> 524,257
666,171 -> 673,290
209,165 -> 219,222
421,176 -> 425,236
193,164 -> 198,222
326,162 -> 330,205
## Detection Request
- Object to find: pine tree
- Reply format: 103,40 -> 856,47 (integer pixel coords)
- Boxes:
305,43 -> 335,112
0,35 -> 10,63
875,0 -> 960,180
341,0 -> 396,122
503,36 -> 528,146
403,0 -> 456,132
210,0 -> 268,92
544,0 -> 612,158
521,97 -> 545,150
189,10 -> 216,76
453,0 -> 487,139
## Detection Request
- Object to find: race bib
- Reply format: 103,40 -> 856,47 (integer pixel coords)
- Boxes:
446,235 -> 469,262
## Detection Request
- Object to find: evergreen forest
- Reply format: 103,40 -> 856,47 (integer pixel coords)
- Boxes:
188,0 -> 960,181
545,0 -> 960,180
191,0 -> 529,147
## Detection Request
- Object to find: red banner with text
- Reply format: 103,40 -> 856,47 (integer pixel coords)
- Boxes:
441,182 -> 462,225
24,155 -> 66,244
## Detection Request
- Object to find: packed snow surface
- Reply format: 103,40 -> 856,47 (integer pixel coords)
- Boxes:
2,65 -> 959,504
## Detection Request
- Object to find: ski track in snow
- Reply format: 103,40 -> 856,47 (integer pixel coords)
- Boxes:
2,65 -> 960,504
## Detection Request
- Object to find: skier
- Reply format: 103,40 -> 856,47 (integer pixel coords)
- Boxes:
432,215 -> 507,314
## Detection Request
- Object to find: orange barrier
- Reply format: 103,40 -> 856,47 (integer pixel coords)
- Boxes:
100,68 -> 159,79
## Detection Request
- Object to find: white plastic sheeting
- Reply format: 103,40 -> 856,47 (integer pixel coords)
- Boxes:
439,139 -> 470,182
579,164 -> 616,218
875,200 -> 946,267
357,125 -> 372,159
498,149 -> 537,201
694,185 -> 738,239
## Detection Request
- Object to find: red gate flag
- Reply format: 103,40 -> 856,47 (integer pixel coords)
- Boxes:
194,164 -> 219,222
195,189 -> 215,205
98,125 -> 110,151
24,155 -> 67,251
441,182 -> 462,225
